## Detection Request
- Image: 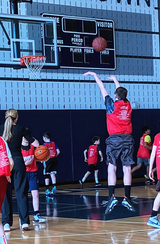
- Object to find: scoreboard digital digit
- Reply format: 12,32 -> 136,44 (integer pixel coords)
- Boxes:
42,14 -> 116,70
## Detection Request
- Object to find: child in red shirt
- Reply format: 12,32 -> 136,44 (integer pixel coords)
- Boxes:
83,72 -> 135,214
79,136 -> 103,188
147,133 -> 160,228
43,132 -> 60,195
21,137 -> 46,223
131,126 -> 153,184
0,137 -> 14,244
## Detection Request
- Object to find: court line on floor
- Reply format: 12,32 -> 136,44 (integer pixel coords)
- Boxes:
8,228 -> 152,241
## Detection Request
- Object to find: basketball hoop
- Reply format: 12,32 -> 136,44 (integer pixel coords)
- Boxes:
21,55 -> 46,80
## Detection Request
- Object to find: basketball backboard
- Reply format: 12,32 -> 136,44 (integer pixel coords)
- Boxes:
0,14 -> 59,69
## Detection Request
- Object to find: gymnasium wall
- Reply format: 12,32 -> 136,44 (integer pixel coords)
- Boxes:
0,108 -> 159,185
0,0 -> 159,109
0,0 -> 159,184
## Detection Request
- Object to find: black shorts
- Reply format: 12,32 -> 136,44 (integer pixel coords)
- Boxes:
43,157 -> 58,175
156,180 -> 160,192
105,134 -> 135,166
88,164 -> 98,172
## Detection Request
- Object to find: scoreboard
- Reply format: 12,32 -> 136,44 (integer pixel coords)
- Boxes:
42,14 -> 116,70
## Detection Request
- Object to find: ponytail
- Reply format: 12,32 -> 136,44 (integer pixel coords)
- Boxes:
2,109 -> 18,142
3,117 -> 13,142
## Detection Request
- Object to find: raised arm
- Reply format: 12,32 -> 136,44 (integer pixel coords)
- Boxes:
108,75 -> 120,89
83,71 -> 108,101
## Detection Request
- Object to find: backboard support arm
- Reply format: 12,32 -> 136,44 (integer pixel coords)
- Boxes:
0,21 -> 10,45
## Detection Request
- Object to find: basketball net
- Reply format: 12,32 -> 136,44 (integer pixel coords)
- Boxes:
21,55 -> 46,80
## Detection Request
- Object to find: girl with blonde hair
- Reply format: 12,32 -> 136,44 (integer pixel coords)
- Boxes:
0,109 -> 39,231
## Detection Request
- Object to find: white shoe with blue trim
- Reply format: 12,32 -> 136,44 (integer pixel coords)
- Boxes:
147,216 -> 160,228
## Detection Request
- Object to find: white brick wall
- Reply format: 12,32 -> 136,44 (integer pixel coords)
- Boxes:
0,0 -> 159,110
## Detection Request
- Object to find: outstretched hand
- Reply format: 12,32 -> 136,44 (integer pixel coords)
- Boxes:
108,75 -> 117,80
84,71 -> 108,99
108,75 -> 120,88
83,71 -> 96,77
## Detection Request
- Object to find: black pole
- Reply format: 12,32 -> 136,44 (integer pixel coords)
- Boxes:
0,21 -> 10,45
158,0 -> 160,59
10,0 -> 20,59
10,0 -> 18,14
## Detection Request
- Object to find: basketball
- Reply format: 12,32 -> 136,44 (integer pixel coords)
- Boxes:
92,37 -> 107,52
34,145 -> 50,162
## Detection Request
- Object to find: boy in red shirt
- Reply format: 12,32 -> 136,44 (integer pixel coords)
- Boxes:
83,72 -> 135,214
147,133 -> 160,228
79,136 -> 103,188
131,126 -> 153,184
0,137 -> 14,244
21,137 -> 46,223
43,132 -> 60,195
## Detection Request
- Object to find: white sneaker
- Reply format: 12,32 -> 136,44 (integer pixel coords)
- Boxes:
3,224 -> 11,232
147,216 -> 160,228
33,214 -> 46,223
21,224 -> 29,231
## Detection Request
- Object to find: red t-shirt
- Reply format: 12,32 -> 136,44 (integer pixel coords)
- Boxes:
153,133 -> 160,179
137,134 -> 151,159
106,100 -> 132,135
44,142 -> 57,158
0,137 -> 11,177
21,144 -> 38,172
87,145 -> 99,165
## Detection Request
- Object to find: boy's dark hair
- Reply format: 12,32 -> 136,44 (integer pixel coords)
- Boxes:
43,131 -> 51,139
142,126 -> 150,134
92,136 -> 100,143
115,87 -> 128,101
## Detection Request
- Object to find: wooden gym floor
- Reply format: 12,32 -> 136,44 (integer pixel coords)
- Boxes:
3,179 -> 160,244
